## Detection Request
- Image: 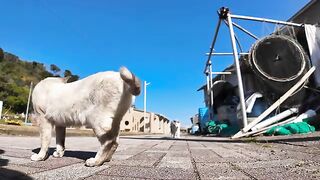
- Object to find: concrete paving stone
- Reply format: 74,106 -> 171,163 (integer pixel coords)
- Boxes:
145,149 -> 169,154
150,145 -> 172,150
25,156 -> 83,170
110,152 -> 166,167
189,148 -> 214,155
0,147 -> 33,158
196,162 -> 250,180
215,157 -> 256,163
98,165 -> 197,179
269,142 -> 320,155
169,145 -> 188,151
0,155 -> 31,165
109,159 -> 156,167
84,174 -> 145,180
191,153 -> 222,163
165,150 -> 190,157
275,139 -> 320,148
114,149 -> 145,155
30,163 -> 109,180
172,141 -> 188,146
234,158 -> 299,169
1,164 -> 45,176
200,142 -> 228,148
228,142 -> 320,163
158,156 -> 193,169
274,148 -> 320,162
3,134 -> 320,179
188,146 -> 207,150
187,141 -> 205,148
150,141 -> 175,150
205,146 -> 256,163
209,147 -> 249,159
228,144 -> 272,161
242,165 -> 320,180
111,154 -> 134,161
133,143 -> 157,148
231,143 -> 289,160
256,142 -> 320,162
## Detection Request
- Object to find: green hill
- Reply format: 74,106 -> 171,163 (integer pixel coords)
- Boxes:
0,48 -> 79,114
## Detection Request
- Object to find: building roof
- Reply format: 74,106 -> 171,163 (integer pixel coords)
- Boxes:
132,108 -> 170,121
288,0 -> 319,23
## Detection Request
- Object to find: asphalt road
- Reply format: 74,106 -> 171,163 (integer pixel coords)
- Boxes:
1,133 -> 320,179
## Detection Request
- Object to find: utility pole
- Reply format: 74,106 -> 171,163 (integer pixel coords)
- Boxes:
0,101 -> 3,120
25,82 -> 33,125
143,81 -> 151,133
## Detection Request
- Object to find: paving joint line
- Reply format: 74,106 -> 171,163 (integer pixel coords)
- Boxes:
152,153 -> 167,167
187,141 -> 201,180
201,143 -> 223,158
228,162 -> 258,180
126,142 -> 161,160
82,166 -> 111,179
229,144 -> 262,161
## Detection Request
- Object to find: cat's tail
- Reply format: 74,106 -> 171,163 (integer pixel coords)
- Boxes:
120,67 -> 141,96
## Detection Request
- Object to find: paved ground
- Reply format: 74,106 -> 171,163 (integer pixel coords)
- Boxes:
1,133 -> 320,180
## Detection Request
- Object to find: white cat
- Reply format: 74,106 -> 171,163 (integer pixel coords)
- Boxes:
30,67 -> 141,167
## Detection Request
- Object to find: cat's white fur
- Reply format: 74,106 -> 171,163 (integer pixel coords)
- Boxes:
30,67 -> 141,166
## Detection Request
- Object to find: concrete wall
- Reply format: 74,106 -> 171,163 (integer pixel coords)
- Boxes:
120,107 -> 170,134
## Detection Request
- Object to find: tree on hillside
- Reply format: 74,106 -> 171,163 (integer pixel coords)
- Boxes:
50,64 -> 61,76
1,83 -> 29,113
64,69 -> 79,83
69,75 -> 79,82
0,48 -> 4,61
64,69 -> 72,77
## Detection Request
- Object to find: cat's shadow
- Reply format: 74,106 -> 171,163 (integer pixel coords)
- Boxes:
32,148 -> 96,160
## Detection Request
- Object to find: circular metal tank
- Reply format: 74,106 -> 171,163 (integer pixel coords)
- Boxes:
249,35 -> 311,107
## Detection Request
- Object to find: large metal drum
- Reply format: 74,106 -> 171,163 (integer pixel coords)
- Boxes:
249,35 -> 311,107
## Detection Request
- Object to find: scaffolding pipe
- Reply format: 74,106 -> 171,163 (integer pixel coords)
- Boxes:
227,13 -> 248,128
209,63 -> 214,110
204,18 -> 222,72
206,52 -> 249,56
203,18 -> 223,119
231,21 -> 259,40
234,32 -> 243,52
206,73 -> 210,96
211,72 -> 232,75
223,20 -> 243,52
230,14 -> 303,27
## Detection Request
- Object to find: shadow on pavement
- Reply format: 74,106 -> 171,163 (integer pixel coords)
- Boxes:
120,135 -> 320,144
0,149 -> 33,180
32,148 -> 96,160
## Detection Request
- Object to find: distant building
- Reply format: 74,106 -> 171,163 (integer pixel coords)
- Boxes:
120,107 -> 171,134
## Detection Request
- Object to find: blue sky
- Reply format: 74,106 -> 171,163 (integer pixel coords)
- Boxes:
0,0 -> 309,127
